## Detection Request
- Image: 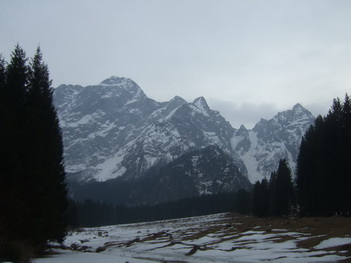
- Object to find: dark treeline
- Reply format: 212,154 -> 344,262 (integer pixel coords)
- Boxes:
253,95 -> 351,218
296,95 -> 351,216
0,46 -> 67,262
67,145 -> 251,207
67,190 -> 251,227
252,159 -> 295,217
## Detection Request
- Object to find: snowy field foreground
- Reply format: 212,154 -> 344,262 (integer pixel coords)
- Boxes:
34,213 -> 351,263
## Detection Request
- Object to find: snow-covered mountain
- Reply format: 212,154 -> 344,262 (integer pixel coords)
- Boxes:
54,76 -> 315,193
54,77 -> 246,187
231,103 -> 315,182
54,77 -> 162,181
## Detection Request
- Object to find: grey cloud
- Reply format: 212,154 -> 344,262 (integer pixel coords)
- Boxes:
1,0 -> 350,126
207,99 -> 278,129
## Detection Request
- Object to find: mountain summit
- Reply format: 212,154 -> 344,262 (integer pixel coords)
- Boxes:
232,103 -> 315,182
53,76 -> 315,201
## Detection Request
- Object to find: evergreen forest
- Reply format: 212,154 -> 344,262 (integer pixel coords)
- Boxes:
252,95 -> 351,218
67,190 -> 251,227
0,46 -> 67,262
252,159 -> 295,217
296,95 -> 351,216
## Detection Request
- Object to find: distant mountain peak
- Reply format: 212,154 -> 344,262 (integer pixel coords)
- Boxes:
193,97 -> 210,112
171,96 -> 187,103
97,76 -> 146,100
99,76 -> 130,86
291,103 -> 313,118
293,103 -> 304,111
291,103 -> 308,114
233,103 -> 315,183
236,124 -> 248,134
54,76 -> 316,193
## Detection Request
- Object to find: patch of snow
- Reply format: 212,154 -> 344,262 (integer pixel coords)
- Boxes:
34,249 -> 151,263
34,213 -> 350,263
66,164 -> 87,173
94,154 -> 125,181
189,103 -> 210,117
315,237 -> 351,249
125,98 -> 139,105
232,131 -> 262,183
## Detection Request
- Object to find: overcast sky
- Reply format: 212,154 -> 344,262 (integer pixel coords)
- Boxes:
1,0 -> 351,128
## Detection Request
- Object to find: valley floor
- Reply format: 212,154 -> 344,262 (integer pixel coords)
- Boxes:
34,213 -> 351,263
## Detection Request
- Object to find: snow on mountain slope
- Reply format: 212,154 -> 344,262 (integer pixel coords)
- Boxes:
54,76 -> 314,187
54,76 -> 245,184
231,104 -> 315,183
54,77 -> 162,181
103,95 -> 245,180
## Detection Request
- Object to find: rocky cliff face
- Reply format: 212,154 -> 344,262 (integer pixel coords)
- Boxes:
231,103 -> 315,182
54,77 -> 246,186
55,77 -> 161,181
54,76 -> 315,200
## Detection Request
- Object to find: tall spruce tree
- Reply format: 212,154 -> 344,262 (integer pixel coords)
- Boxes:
273,159 -> 295,217
252,178 -> 269,217
24,47 -> 67,243
0,46 -> 67,261
296,95 -> 351,216
268,171 -> 277,215
296,124 -> 318,216
0,55 -> 5,89
0,46 -> 29,241
252,159 -> 295,218
340,95 -> 351,214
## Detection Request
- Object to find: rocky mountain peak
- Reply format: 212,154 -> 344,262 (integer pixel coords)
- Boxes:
291,103 -> 314,119
292,103 -> 304,112
54,76 -> 316,191
99,76 -> 129,86
193,96 -> 210,113
98,76 -> 145,99
274,103 -> 313,123
232,103 -> 315,183
170,96 -> 187,104
236,124 -> 248,134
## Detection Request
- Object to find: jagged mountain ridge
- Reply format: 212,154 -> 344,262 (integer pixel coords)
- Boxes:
54,76 -> 315,188
231,104 -> 315,182
54,77 -> 163,181
54,76 -> 246,185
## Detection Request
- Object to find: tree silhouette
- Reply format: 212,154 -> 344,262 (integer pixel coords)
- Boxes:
296,95 -> 351,216
0,46 -> 67,261
273,159 -> 295,217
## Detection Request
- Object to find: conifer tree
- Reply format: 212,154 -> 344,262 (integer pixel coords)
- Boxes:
296,125 -> 318,216
5,44 -> 28,116
268,171 -> 277,215
0,46 -> 29,241
340,94 -> 351,214
24,47 -> 67,243
274,159 -> 295,217
0,55 -> 5,89
0,46 -> 67,261
296,94 -> 351,216
252,178 -> 269,217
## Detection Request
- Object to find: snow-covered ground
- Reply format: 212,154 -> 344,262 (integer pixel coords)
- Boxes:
34,213 -> 351,263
